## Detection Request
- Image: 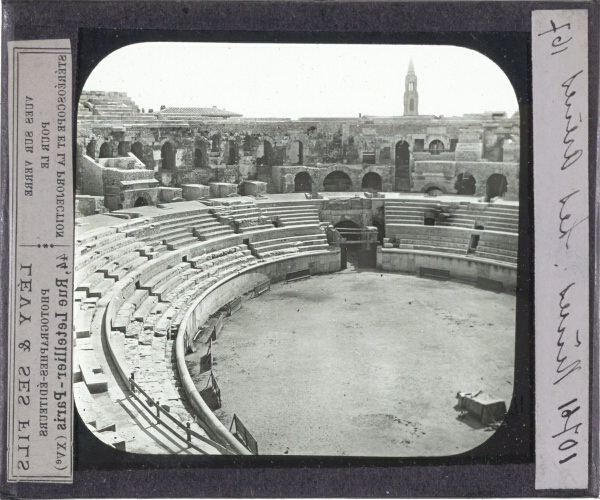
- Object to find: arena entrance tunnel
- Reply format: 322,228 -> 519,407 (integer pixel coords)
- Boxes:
334,221 -> 378,269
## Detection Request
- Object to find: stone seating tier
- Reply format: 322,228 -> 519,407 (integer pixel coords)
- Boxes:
259,204 -> 321,227
385,200 -> 519,234
249,232 -> 329,258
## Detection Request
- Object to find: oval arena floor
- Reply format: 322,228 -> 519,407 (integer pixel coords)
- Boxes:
188,266 -> 516,457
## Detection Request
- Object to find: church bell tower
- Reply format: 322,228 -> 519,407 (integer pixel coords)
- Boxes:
403,58 -> 419,116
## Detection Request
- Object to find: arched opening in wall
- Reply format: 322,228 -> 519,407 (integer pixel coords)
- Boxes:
161,141 -> 175,170
194,148 -> 204,168
410,99 -> 415,112
456,173 -> 477,195
395,141 -> 410,167
394,140 -> 411,191
243,135 -> 253,156
131,142 -> 144,164
134,197 -> 149,207
117,141 -> 129,157
425,186 -> 444,196
263,141 -> 273,166
256,140 -> 272,166
86,140 -> 96,159
210,135 -> 221,153
98,142 -> 112,158
486,174 -> 508,200
227,140 -> 238,165
429,140 -> 444,156
290,140 -> 303,165
294,172 -> 312,193
361,172 -> 382,192
334,220 -> 361,241
323,171 -> 352,192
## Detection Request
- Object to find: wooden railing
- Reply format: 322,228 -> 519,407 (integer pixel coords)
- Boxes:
128,375 -> 233,455
285,268 -> 311,283
253,279 -> 271,297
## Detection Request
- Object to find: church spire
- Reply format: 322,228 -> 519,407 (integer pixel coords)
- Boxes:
403,57 -> 419,116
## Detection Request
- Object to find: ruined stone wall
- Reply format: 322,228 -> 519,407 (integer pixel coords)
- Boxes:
272,164 -> 394,194
80,155 -> 105,196
412,160 -> 519,199
318,197 -> 385,228
103,166 -> 155,190
77,112 -> 520,202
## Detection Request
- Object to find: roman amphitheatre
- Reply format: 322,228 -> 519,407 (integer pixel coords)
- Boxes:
73,62 -> 519,456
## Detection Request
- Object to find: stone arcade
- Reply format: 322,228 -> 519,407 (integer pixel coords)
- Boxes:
75,62 -> 520,216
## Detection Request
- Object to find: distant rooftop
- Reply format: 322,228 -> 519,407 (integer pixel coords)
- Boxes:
158,106 -> 242,118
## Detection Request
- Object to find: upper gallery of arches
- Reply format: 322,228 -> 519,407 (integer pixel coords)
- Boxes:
76,43 -> 520,202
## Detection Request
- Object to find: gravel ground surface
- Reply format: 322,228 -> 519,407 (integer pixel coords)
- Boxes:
188,269 -> 516,456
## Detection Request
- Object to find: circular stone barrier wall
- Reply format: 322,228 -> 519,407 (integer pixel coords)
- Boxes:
176,251 -> 341,453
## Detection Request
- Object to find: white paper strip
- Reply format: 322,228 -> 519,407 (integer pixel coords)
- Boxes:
6,39 -> 74,483
532,9 -> 589,490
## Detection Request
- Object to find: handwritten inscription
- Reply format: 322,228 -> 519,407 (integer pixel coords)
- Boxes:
533,11 -> 588,489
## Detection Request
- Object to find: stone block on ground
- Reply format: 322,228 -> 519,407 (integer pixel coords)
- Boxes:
242,180 -> 267,197
159,187 -> 183,203
181,184 -> 210,200
209,182 -> 238,198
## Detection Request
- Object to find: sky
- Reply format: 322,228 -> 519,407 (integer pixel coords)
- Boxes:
83,43 -> 519,119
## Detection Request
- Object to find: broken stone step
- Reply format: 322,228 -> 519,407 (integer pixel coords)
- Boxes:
198,228 -> 235,241
78,350 -> 108,393
107,256 -> 148,281
167,236 -> 199,250
140,262 -> 190,290
112,303 -> 137,333
152,274 -> 187,301
121,288 -> 150,311
74,307 -> 96,338
87,278 -> 116,298
76,271 -> 105,293
133,295 -> 159,322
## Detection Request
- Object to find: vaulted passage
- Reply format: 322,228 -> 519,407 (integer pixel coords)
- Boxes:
429,140 -> 444,155
361,172 -> 382,192
257,140 -> 273,167
86,140 -> 96,159
323,171 -> 352,192
134,196 -> 149,207
294,172 -> 312,193
131,142 -> 144,164
290,140 -> 303,165
98,142 -> 112,158
194,148 -> 204,168
243,135 -> 253,156
117,141 -> 129,157
395,140 -> 410,191
227,140 -> 238,165
486,173 -> 508,199
334,220 -> 360,240
161,141 -> 175,170
456,173 -> 476,195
